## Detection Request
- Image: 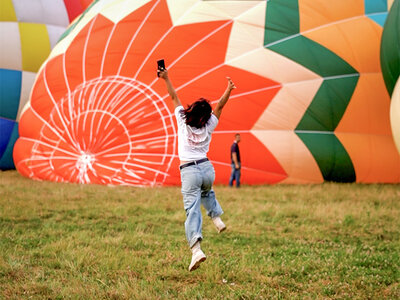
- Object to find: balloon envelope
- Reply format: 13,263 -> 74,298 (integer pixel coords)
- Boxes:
0,0 -> 91,169
14,0 -> 400,185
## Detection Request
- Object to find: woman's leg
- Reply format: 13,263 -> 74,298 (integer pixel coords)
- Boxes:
200,161 -> 223,218
201,189 -> 223,218
180,166 -> 203,248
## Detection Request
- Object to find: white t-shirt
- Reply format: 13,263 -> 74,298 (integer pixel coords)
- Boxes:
174,105 -> 219,161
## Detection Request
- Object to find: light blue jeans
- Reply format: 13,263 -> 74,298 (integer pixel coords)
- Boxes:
180,160 -> 223,248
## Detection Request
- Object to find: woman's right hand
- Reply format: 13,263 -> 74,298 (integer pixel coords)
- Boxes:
158,68 -> 168,80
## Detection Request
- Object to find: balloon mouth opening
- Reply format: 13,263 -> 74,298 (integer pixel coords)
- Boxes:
76,152 -> 95,183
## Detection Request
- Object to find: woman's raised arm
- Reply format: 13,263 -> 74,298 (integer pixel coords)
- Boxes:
159,69 -> 182,108
213,77 -> 236,119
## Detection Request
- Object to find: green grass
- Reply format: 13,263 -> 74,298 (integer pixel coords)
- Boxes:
0,170 -> 399,299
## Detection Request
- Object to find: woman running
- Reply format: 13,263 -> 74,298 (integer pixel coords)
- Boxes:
159,68 -> 236,271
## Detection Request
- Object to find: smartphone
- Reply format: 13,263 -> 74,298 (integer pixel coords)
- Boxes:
157,59 -> 165,77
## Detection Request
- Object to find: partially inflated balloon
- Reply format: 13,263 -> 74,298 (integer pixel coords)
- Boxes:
14,0 -> 400,185
0,0 -> 91,169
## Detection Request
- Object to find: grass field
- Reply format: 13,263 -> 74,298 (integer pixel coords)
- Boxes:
0,170 -> 399,299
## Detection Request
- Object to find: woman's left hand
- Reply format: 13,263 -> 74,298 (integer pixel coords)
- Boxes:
226,77 -> 236,90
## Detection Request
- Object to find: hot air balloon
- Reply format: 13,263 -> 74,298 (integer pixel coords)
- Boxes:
13,0 -> 400,186
381,0 -> 400,154
0,0 -> 91,169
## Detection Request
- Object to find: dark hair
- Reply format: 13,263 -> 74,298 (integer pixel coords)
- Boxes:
181,98 -> 212,129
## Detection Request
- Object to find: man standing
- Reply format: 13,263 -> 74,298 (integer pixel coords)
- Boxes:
229,133 -> 241,187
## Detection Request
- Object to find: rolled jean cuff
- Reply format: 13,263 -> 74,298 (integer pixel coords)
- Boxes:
209,210 -> 224,219
189,234 -> 203,248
